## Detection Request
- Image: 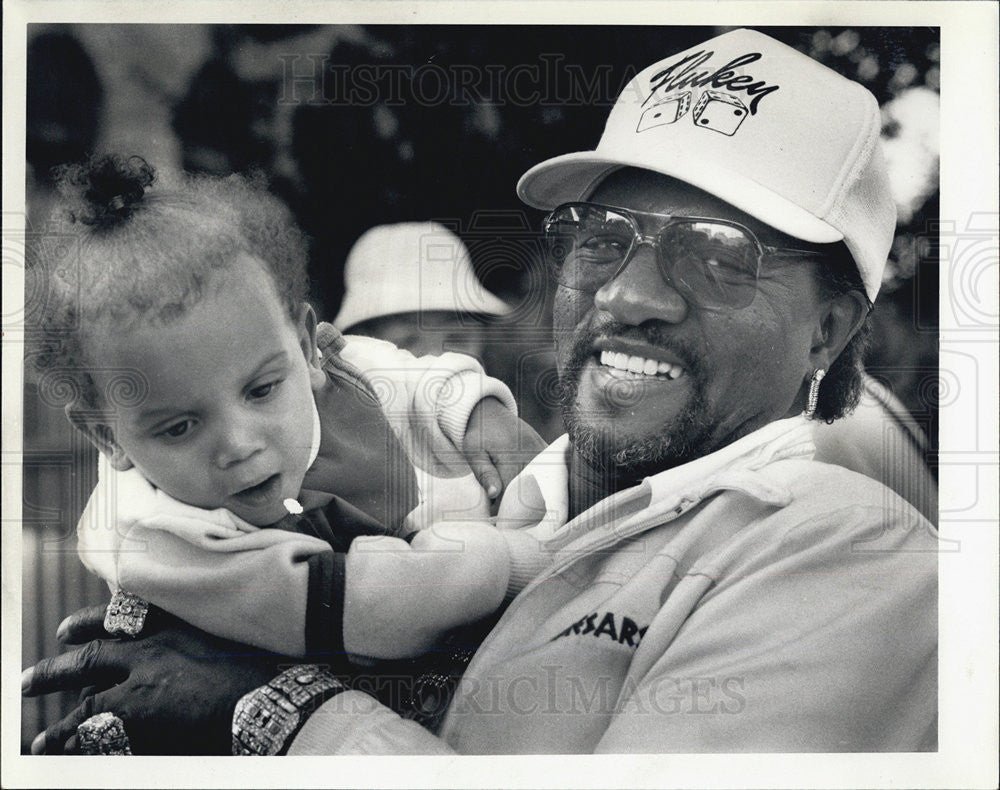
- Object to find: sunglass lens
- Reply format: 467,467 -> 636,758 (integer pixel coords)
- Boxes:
546,206 -> 633,291
659,222 -> 758,307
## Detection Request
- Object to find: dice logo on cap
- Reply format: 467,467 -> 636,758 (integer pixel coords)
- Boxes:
636,48 -> 779,138
693,90 -> 748,136
636,91 -> 692,132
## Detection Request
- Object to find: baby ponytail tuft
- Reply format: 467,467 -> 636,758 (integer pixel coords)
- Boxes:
55,154 -> 155,228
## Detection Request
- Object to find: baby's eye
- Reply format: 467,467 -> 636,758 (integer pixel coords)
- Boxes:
248,380 -> 282,400
157,420 -> 194,440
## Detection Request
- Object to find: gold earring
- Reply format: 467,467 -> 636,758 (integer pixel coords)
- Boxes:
804,368 -> 826,419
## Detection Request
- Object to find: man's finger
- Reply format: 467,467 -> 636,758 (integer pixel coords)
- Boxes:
22,640 -> 123,697
77,684 -> 98,704
57,604 -> 110,644
518,422 -> 547,454
30,691 -> 96,754
32,690 -> 122,754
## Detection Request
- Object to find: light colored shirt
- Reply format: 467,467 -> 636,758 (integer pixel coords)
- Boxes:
290,416 -> 938,753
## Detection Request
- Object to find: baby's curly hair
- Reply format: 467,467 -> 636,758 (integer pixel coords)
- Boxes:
29,154 -> 310,409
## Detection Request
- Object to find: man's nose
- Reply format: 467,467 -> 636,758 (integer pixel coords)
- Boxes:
213,411 -> 265,469
592,242 -> 689,325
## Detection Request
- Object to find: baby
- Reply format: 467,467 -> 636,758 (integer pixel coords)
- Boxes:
33,155 -> 548,662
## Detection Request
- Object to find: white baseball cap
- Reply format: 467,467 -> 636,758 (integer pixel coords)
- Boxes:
517,28 -> 896,302
333,221 -> 512,331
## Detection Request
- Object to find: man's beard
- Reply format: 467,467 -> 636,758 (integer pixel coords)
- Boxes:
558,321 -> 716,480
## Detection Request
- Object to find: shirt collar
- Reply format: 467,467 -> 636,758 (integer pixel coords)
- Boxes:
641,414 -> 814,508
500,415 -> 815,543
308,391 -> 321,469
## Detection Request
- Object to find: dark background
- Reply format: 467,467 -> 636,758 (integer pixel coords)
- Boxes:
22,23 -> 940,751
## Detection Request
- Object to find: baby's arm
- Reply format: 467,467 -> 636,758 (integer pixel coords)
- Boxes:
125,516 -> 542,661
78,461 -> 547,660
335,331 -> 517,447
111,521 -> 323,655
336,332 -> 543,495
341,523 -> 510,659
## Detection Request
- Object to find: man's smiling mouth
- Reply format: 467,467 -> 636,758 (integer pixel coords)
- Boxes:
598,349 -> 686,380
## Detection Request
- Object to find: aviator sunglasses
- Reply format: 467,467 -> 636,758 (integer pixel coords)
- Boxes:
543,202 -> 822,310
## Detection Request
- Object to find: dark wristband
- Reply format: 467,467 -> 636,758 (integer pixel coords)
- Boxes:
232,665 -> 347,755
304,551 -> 347,657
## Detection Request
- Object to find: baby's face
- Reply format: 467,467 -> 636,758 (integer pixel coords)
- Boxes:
88,255 -> 318,525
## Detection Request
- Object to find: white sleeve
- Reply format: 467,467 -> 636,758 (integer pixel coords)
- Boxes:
77,454 -> 262,589
338,334 -> 517,451
76,454 -> 329,655
288,691 -> 457,755
342,522 -> 510,659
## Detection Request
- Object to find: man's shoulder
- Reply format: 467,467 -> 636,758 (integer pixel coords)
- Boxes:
669,458 -> 940,632
749,456 -> 939,556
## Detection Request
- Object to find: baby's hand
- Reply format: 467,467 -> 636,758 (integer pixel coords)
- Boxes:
462,397 -> 546,504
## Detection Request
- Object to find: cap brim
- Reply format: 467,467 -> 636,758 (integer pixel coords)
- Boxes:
517,150 -> 844,245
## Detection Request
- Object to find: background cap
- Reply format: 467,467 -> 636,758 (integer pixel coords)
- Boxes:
334,221 -> 511,331
517,28 -> 896,301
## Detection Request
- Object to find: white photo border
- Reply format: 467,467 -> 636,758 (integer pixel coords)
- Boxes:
3,2 -> 997,788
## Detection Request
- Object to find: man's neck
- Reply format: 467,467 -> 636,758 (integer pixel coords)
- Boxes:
566,449 -> 645,521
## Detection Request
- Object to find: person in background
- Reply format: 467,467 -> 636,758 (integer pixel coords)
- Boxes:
334,222 -> 512,360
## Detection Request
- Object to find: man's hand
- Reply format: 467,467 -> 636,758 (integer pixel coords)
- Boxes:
463,397 -> 547,504
22,607 -> 292,755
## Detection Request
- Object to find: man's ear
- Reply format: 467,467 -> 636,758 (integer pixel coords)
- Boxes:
295,303 -> 325,391
65,406 -> 134,471
810,290 -> 869,371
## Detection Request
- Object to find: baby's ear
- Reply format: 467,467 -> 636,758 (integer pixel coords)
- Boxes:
295,303 -> 320,365
295,303 -> 326,391
65,406 -> 134,471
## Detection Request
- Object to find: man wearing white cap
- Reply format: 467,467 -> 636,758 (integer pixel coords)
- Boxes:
25,30 -> 936,754
334,222 -> 511,359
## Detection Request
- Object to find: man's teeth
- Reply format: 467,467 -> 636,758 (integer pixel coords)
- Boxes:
599,350 -> 684,379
